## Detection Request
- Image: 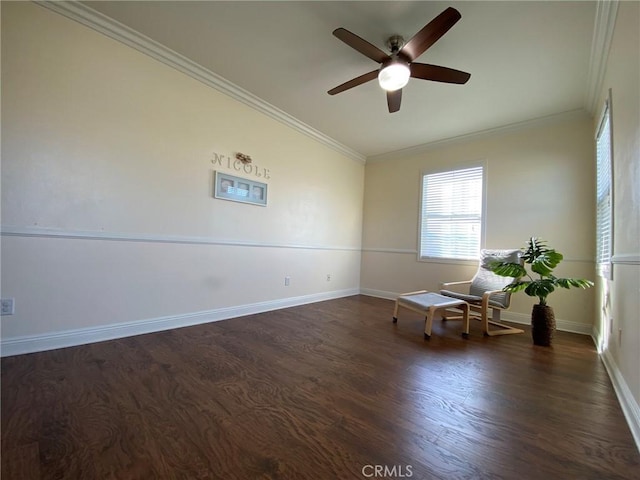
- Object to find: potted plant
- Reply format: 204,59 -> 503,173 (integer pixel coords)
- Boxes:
490,237 -> 594,346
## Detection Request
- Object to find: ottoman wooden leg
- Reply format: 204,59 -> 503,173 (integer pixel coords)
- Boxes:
461,303 -> 470,338
424,306 -> 436,340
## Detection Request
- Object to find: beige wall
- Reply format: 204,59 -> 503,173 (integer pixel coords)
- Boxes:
0,2 -> 363,349
361,113 -> 596,332
593,0 -> 640,444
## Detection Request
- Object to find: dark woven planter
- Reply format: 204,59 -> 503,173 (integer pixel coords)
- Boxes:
531,304 -> 555,346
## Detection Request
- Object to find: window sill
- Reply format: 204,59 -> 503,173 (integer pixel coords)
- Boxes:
418,256 -> 478,266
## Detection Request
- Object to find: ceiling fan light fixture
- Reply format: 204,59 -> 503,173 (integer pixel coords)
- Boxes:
328,7 -> 468,112
378,60 -> 410,91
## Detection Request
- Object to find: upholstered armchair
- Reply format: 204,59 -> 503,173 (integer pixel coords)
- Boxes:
440,249 -> 524,336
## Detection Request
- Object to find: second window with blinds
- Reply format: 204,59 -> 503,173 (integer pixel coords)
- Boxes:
419,165 -> 485,261
596,94 -> 613,279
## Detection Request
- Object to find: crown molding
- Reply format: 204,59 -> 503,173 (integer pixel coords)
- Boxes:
585,1 -> 619,115
366,109 -> 590,163
34,1 -> 366,164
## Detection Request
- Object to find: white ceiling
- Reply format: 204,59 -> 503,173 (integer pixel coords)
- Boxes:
81,1 -> 598,159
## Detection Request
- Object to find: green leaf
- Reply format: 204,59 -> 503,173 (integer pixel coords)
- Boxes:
503,281 -> 529,293
490,262 -> 526,278
531,250 -> 563,276
556,278 -> 594,289
521,237 -> 550,264
524,280 -> 555,301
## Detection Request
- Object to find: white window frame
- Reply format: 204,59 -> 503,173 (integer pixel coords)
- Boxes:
418,163 -> 486,264
595,91 -> 614,279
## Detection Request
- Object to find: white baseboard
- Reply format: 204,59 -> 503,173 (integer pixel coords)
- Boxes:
500,311 -> 594,336
359,288 -> 593,335
360,288 -> 399,301
601,349 -> 640,452
0,288 -> 359,357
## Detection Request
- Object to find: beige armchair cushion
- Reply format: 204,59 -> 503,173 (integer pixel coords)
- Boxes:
441,249 -> 520,309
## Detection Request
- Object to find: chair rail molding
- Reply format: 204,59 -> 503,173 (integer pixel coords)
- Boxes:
0,225 -> 360,252
611,253 -> 640,265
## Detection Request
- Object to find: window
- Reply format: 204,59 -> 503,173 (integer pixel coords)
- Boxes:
596,95 -> 613,278
419,165 -> 485,261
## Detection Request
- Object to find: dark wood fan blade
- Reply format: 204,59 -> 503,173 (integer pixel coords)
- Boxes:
400,7 -> 461,62
328,70 -> 378,95
410,63 -> 470,84
387,89 -> 402,113
333,28 -> 390,64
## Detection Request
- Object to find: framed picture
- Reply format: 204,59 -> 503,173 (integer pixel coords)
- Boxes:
214,171 -> 268,206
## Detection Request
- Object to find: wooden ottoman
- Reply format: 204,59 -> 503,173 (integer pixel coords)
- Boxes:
393,290 -> 470,339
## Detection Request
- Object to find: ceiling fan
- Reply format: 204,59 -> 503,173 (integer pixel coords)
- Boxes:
327,7 -> 471,113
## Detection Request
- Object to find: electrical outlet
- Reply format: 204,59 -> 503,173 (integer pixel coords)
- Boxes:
1,298 -> 15,315
285,276 -> 290,286
326,274 -> 331,281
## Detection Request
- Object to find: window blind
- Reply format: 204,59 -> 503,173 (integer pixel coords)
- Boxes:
596,101 -> 612,277
419,166 -> 484,260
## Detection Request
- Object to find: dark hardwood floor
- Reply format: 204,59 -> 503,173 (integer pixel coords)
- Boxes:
2,295 -> 638,479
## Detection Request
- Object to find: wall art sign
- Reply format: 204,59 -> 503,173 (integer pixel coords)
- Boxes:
214,171 -> 267,206
211,152 -> 271,179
